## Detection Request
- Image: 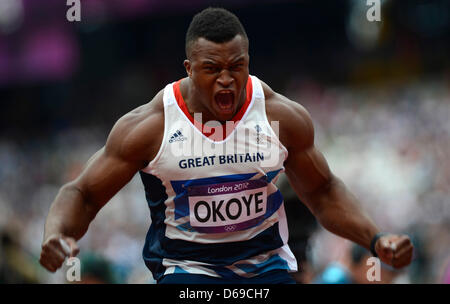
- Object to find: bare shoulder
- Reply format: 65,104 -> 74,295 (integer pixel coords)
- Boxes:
105,89 -> 165,166
259,79 -> 314,151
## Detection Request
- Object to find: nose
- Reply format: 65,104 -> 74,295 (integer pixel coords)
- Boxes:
217,70 -> 233,88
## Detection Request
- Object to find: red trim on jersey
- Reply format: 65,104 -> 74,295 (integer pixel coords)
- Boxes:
173,76 -> 253,141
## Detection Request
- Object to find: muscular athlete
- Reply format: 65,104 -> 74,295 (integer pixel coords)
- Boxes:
40,8 -> 413,282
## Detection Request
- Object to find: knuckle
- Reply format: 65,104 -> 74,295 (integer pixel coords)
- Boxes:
48,238 -> 59,245
43,262 -> 55,272
53,256 -> 64,265
49,261 -> 62,270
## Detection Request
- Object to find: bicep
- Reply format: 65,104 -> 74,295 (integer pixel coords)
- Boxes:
268,92 -> 334,210
285,145 -> 333,197
70,105 -> 160,209
70,146 -> 143,211
278,98 -> 333,196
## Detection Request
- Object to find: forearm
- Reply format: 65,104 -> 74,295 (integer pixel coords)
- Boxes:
44,183 -> 98,242
303,175 -> 379,250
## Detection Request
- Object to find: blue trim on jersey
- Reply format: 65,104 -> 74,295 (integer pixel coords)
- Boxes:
234,254 -> 289,275
266,190 -> 283,219
174,266 -> 190,274
206,266 -> 244,280
157,223 -> 283,265
139,170 -> 286,281
201,254 -> 289,279
266,169 -> 282,182
139,171 -> 169,280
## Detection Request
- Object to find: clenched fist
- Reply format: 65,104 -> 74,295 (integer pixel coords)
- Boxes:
39,235 -> 80,272
375,234 -> 414,269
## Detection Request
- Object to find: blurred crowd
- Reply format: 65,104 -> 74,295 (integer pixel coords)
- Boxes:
1,75 -> 449,284
283,75 -> 450,284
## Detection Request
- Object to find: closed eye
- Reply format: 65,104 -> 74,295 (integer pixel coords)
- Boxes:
203,66 -> 220,73
230,64 -> 244,71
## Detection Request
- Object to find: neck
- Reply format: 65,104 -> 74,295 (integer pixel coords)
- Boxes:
185,79 -> 214,122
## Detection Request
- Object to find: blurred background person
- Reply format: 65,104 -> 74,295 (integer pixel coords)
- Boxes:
312,244 -> 403,284
76,252 -> 119,284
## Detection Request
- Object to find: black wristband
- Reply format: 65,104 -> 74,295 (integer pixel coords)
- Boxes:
370,232 -> 387,257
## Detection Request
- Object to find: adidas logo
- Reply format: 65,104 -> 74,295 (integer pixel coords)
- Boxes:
169,129 -> 187,143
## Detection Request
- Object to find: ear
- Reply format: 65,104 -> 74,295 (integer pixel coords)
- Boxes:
183,60 -> 192,78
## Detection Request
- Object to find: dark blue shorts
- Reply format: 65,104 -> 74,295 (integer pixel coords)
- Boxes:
157,269 -> 296,284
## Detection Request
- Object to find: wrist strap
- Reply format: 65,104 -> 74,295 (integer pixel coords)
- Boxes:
370,232 -> 387,257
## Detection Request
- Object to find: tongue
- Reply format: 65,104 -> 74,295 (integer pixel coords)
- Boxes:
216,93 -> 233,110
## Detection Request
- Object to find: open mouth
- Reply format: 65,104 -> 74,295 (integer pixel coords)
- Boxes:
215,91 -> 235,113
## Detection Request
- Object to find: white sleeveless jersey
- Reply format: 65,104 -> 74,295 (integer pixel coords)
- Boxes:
139,75 -> 297,280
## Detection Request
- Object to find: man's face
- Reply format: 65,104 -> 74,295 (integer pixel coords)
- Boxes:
184,34 -> 250,122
